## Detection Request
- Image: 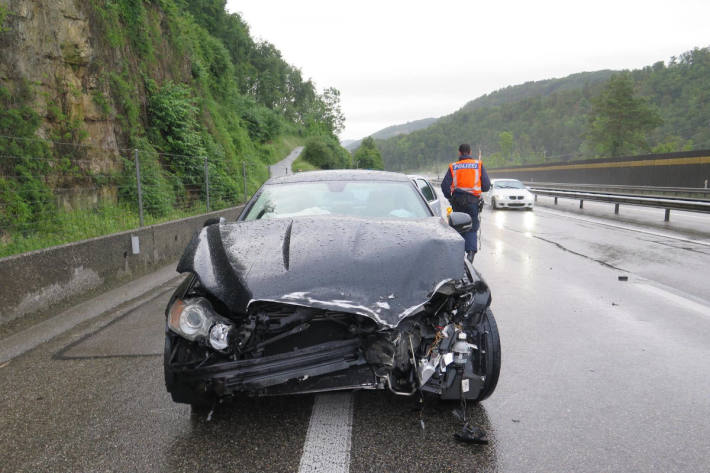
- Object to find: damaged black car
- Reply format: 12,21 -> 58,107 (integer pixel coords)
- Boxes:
164,170 -> 501,409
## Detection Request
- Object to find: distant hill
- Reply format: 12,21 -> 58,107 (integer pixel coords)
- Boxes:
345,117 -> 437,151
377,47 -> 710,172
460,70 -> 615,112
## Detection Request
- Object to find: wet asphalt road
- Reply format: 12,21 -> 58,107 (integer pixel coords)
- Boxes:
2,203 -> 710,472
269,147 -> 304,178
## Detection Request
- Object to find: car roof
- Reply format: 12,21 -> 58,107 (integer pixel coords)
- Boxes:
407,174 -> 432,181
267,169 -> 412,185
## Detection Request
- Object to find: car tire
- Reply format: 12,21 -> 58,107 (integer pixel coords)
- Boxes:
431,308 -> 501,405
472,308 -> 501,402
164,332 -> 213,409
526,207 -> 533,211
491,197 -> 498,210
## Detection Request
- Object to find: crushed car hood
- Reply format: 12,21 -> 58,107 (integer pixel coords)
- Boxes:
177,215 -> 466,328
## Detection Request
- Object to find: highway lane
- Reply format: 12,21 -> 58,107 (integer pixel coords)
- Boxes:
1,205 -> 710,472
534,194 -> 710,242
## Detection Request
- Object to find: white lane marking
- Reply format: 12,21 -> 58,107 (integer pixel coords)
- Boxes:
534,206 -> 710,248
633,280 -> 710,319
298,392 -> 354,473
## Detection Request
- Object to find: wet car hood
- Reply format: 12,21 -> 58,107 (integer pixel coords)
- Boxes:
177,215 -> 466,328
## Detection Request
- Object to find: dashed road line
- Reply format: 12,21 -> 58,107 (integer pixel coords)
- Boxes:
298,392 -> 354,473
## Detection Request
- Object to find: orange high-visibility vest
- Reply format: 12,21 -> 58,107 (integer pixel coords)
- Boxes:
449,158 -> 482,196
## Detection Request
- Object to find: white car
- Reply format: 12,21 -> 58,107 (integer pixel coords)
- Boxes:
485,179 -> 534,210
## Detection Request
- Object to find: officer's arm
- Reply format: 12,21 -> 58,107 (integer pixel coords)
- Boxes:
480,165 -> 491,193
441,169 -> 453,199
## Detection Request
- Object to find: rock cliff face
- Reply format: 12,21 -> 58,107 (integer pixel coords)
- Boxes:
0,0 -> 119,158
0,0 -> 345,258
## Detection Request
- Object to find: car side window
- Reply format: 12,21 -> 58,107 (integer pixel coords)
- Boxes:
425,181 -> 437,202
416,179 -> 435,202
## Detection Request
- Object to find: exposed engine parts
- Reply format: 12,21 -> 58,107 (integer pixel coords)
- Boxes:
165,274 -> 496,402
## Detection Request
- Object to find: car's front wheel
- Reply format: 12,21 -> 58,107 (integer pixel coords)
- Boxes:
471,308 -> 501,402
491,197 -> 498,210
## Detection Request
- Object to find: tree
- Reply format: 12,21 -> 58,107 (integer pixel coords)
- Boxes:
302,136 -> 350,169
498,131 -> 514,162
321,87 -> 345,135
586,73 -> 662,157
353,137 -> 384,170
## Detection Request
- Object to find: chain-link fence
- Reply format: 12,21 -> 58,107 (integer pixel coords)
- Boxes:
0,134 -> 256,257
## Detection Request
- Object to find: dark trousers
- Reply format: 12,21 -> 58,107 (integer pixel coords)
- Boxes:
450,193 -> 480,252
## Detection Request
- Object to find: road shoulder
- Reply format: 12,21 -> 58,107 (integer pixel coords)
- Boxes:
0,262 -> 182,364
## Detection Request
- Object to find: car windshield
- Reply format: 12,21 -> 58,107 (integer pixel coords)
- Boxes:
243,180 -> 432,220
494,180 -> 525,189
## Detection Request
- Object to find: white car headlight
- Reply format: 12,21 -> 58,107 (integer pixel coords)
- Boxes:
168,297 -> 232,350
209,323 -> 232,351
181,304 -> 210,337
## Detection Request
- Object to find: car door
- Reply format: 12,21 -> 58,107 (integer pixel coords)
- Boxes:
415,178 -> 441,216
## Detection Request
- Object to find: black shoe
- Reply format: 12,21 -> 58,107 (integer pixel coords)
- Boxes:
466,251 -> 475,263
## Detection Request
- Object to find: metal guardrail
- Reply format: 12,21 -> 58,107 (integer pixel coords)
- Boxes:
529,187 -> 710,221
428,177 -> 710,221
524,182 -> 710,199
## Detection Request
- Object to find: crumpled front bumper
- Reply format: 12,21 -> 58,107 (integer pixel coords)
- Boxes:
173,339 -> 374,396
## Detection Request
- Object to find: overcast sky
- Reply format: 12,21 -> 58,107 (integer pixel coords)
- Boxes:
225,0 -> 710,141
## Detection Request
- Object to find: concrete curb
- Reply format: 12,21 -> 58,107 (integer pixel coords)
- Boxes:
0,205 -> 244,326
0,262 -> 181,364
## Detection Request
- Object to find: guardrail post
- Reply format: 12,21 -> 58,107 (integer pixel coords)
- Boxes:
554,196 -> 558,205
579,199 -> 584,209
664,209 -> 670,222
534,194 -> 538,202
614,203 -> 619,214
134,149 -> 144,227
204,156 -> 210,212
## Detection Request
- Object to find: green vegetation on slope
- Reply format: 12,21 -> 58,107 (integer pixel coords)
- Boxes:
345,117 -> 437,151
378,47 -> 710,172
586,73 -> 663,157
0,0 -> 348,256
301,135 -> 351,170
291,156 -> 320,173
352,137 -> 384,170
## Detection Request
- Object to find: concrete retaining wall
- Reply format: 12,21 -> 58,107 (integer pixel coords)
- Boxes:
0,206 -> 244,325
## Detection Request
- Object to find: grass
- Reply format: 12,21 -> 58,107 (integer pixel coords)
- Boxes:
291,155 -> 320,173
0,140 -> 309,259
0,201 -> 224,258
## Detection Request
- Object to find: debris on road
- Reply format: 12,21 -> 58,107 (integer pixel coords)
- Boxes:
454,423 -> 489,444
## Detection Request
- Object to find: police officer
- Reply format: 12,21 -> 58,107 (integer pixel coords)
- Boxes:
441,144 -> 491,262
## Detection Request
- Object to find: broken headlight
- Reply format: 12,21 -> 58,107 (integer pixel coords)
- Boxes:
168,297 -> 233,351
208,323 -> 231,351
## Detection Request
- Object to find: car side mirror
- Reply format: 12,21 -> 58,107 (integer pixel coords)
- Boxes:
449,212 -> 472,233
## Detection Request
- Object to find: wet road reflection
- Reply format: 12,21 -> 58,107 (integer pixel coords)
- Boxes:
2,199 -> 710,472
164,396 -> 313,473
350,392 -> 498,473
